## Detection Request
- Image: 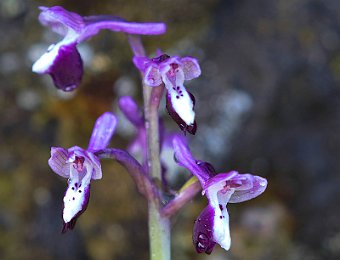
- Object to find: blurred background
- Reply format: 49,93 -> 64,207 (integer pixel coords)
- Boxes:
0,0 -> 339,259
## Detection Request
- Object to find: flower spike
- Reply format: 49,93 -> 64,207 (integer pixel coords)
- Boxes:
48,112 -> 117,232
172,136 -> 268,253
33,6 -> 166,91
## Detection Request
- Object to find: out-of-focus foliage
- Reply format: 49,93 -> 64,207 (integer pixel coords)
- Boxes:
0,0 -> 339,259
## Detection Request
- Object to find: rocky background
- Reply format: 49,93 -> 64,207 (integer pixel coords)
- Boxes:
0,0 -> 339,259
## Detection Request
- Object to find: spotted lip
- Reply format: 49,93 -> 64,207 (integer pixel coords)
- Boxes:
166,91 -> 197,135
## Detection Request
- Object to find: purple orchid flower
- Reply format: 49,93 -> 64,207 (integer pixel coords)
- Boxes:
134,54 -> 201,135
32,6 -> 166,91
172,136 -> 267,254
48,112 -> 117,233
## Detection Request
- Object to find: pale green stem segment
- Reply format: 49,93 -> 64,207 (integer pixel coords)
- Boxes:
127,35 -> 170,260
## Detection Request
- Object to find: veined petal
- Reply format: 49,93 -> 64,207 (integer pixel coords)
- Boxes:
229,174 -> 268,203
181,57 -> 201,80
33,42 -> 83,91
79,16 -> 166,42
144,64 -> 162,86
38,6 -> 84,36
193,205 -> 217,254
118,96 -> 144,127
86,152 -> 103,180
172,135 -> 208,185
88,112 -> 117,152
48,147 -> 70,178
204,172 -> 267,203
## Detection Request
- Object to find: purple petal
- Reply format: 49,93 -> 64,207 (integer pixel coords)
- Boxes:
180,57 -> 201,80
193,205 -> 217,254
62,183 -> 90,233
118,96 -> 144,127
204,172 -> 267,204
172,135 -> 208,185
38,6 -> 84,35
79,17 -> 166,42
48,147 -> 70,178
229,175 -> 268,203
166,91 -> 197,135
144,63 -> 162,86
86,152 -> 103,180
88,112 -> 117,152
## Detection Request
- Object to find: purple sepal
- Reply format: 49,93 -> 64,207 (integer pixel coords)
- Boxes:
48,147 -> 70,178
39,6 -> 166,41
166,91 -> 197,135
203,172 -> 268,203
80,17 -> 166,42
144,64 -> 163,86
228,174 -> 268,203
181,57 -> 201,80
38,6 -> 84,35
88,112 -> 117,152
193,205 -> 216,254
172,135 -> 208,185
62,184 -> 91,233
48,43 -> 83,91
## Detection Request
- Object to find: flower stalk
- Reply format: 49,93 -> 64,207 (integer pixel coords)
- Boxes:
128,35 -> 170,260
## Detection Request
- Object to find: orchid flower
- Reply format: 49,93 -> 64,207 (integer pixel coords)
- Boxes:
173,136 -> 267,254
134,54 -> 201,135
48,112 -> 117,233
32,6 -> 166,91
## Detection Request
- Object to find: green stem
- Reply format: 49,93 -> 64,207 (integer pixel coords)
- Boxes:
148,201 -> 170,260
127,35 -> 170,260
